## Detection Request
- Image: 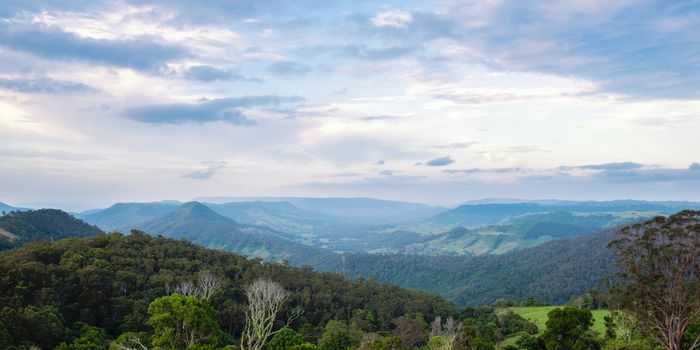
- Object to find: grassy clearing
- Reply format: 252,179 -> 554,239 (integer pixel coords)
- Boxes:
497,306 -> 610,349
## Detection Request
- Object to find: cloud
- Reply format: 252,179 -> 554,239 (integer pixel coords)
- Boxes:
435,141 -> 478,149
0,22 -> 187,71
424,156 -> 454,167
0,148 -> 104,161
691,163 -> 700,171
268,61 -> 312,76
443,167 -> 526,175
558,162 -> 646,171
378,169 -> 395,176
182,161 -> 227,180
360,115 -> 401,121
0,76 -> 97,94
125,95 -> 304,125
371,10 -> 413,28
183,65 -> 261,82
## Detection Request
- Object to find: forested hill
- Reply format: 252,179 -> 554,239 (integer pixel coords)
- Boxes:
0,209 -> 103,250
0,232 -> 456,349
307,227 -> 617,307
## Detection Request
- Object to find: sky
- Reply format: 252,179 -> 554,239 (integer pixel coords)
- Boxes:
1,0 -> 700,210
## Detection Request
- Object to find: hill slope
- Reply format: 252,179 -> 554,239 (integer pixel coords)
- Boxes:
0,232 -> 456,349
135,201 -> 332,261
78,201 -> 181,231
0,209 -> 103,250
307,227 -> 617,307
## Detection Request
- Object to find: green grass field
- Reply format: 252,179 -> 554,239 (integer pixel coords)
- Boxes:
498,306 -> 610,349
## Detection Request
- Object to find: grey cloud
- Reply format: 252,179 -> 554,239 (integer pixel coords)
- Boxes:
378,170 -> 395,176
0,76 -> 96,94
443,167 -> 526,175
182,162 -> 227,180
424,156 -> 454,167
559,162 -> 646,171
125,95 -> 304,125
183,65 -> 261,82
690,163 -> 700,171
269,61 -> 312,76
435,141 -> 478,149
0,22 -> 187,71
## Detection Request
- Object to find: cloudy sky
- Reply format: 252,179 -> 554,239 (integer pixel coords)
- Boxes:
1,0 -> 700,210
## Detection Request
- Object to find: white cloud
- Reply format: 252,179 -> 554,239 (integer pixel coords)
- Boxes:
371,10 -> 413,28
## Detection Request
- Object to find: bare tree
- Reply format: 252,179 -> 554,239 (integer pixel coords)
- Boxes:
171,280 -> 198,297
430,316 -> 462,350
609,210 -> 700,350
198,271 -> 222,299
167,271 -> 221,299
241,279 -> 302,350
112,336 -> 150,350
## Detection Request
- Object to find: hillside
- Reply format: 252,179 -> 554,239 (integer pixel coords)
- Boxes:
0,209 -> 103,250
307,227 -> 618,307
78,201 -> 182,231
134,202 -> 333,261
197,196 -> 447,224
0,232 -> 456,349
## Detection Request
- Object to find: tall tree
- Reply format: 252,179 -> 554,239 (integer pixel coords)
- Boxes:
241,279 -> 301,350
609,210 -> 700,350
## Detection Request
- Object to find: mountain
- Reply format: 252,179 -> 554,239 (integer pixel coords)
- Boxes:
196,196 -> 447,224
0,202 -> 27,213
307,227 -> 618,307
0,209 -> 103,250
135,201 -> 332,261
78,201 -> 182,231
0,231 -> 456,349
429,200 -> 700,228
390,211 -> 645,255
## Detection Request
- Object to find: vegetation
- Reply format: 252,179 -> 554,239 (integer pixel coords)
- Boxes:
0,209 -> 103,250
608,210 -> 700,350
0,231 -> 455,349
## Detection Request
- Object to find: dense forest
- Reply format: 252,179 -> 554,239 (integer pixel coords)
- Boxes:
0,209 -> 103,250
306,228 -> 616,306
0,231 -> 456,349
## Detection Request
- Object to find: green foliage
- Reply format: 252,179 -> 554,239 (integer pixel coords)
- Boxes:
311,228 -> 617,307
0,232 -> 455,348
0,304 -> 70,349
269,328 -> 305,350
318,321 -> 362,350
147,294 -> 225,349
541,307 -> 593,350
55,323 -> 108,350
427,336 -> 448,350
0,209 -> 102,250
515,334 -> 545,350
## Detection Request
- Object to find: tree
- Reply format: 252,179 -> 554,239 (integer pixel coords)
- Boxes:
392,315 -> 429,349
540,307 -> 593,350
427,336 -> 449,350
241,279 -> 302,350
55,323 -> 108,350
608,210 -> 700,350
268,328 -> 305,350
515,334 -> 544,350
318,320 -> 362,350
430,316 -> 462,350
147,294 -> 224,349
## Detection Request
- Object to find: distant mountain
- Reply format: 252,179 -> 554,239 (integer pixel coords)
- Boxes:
0,202 -> 27,214
135,202 -> 331,261
307,227 -> 619,307
393,211 -> 644,255
78,201 -> 181,231
196,196 -> 447,224
0,209 -> 103,250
